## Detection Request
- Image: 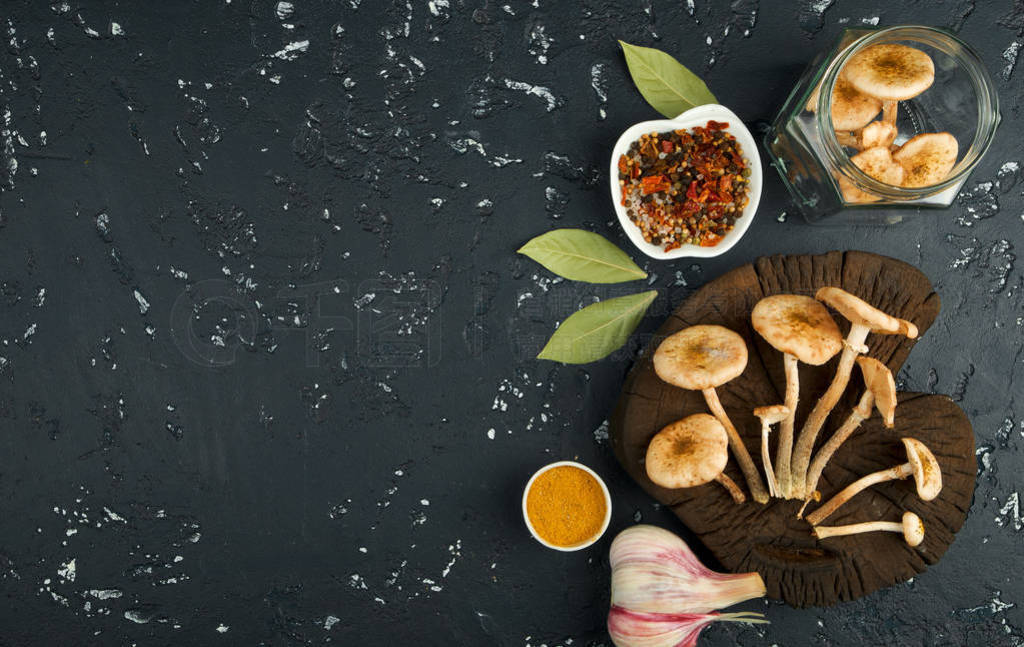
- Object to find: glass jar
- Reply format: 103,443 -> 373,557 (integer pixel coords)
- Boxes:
765,25 -> 1000,224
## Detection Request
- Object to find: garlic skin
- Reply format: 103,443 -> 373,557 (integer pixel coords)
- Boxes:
610,525 -> 766,615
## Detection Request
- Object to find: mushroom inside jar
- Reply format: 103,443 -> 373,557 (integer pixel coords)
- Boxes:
617,121 -> 751,251
806,42 -> 962,199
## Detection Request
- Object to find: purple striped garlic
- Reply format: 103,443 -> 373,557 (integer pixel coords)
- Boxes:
608,607 -> 768,647
608,525 -> 767,647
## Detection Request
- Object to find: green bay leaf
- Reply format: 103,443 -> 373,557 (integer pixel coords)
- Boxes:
517,229 -> 647,284
619,41 -> 717,118
537,290 -> 658,364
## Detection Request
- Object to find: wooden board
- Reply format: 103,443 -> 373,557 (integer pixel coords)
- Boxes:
609,251 -> 975,607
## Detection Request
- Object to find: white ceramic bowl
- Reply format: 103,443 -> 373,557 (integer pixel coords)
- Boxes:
522,461 -> 612,552
608,103 -> 763,260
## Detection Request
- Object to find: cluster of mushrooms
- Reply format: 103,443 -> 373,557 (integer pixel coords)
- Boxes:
806,43 -> 959,202
645,286 -> 942,548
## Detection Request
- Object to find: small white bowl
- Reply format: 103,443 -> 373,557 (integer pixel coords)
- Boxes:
608,103 -> 763,260
522,461 -> 612,552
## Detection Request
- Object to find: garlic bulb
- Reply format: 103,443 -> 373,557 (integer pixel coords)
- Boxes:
610,525 -> 767,614
608,607 -> 768,647
608,525 -> 768,647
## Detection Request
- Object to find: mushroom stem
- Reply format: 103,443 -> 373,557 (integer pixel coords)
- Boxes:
703,388 -> 769,504
881,100 -> 898,124
715,473 -> 746,504
775,354 -> 800,499
835,131 -> 858,148
800,390 -> 875,514
790,322 -> 871,499
805,461 -> 914,526
759,419 -> 778,498
813,520 -> 902,540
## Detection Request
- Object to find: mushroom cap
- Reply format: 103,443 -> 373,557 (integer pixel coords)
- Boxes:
753,404 -> 790,425
856,356 -> 897,427
751,295 -> 844,365
645,414 -> 729,489
850,146 -> 906,186
892,132 -> 959,188
829,74 -> 883,131
901,437 -> 942,501
653,325 -> 748,391
844,43 -> 935,101
901,511 -> 925,547
858,120 -> 898,150
815,287 -> 919,338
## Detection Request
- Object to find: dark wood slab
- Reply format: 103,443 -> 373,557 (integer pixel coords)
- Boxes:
609,251 -> 975,607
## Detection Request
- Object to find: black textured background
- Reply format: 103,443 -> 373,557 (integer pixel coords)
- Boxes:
0,1 -> 1022,645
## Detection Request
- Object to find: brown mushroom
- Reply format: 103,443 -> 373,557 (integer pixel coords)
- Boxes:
653,325 -> 769,504
837,146 -> 906,203
646,414 -> 746,504
800,357 -> 897,515
754,405 -> 789,498
751,295 -> 843,499
805,437 -> 941,525
843,43 -> 935,124
813,511 -> 925,547
807,73 -> 883,130
892,132 -> 959,188
789,287 -> 918,499
858,121 -> 898,150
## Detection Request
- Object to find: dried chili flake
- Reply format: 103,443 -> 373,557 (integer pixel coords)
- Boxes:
617,120 -> 750,251
641,175 -> 671,195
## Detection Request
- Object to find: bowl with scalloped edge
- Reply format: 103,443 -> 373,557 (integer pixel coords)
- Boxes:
609,103 -> 762,260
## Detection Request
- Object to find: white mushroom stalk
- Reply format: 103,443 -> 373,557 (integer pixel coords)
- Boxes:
806,437 -> 941,526
779,354 -> 800,495
653,325 -> 769,504
754,405 -> 789,498
750,295 -> 843,499
813,511 -> 925,547
789,287 -> 917,499
800,356 -> 897,514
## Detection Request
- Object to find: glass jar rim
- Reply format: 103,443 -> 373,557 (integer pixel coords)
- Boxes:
816,25 -> 1001,200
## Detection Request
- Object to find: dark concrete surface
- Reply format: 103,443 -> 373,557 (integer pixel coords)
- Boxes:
0,1 -> 1022,645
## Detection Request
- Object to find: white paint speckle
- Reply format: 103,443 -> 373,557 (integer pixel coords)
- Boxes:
133,289 -> 150,315
503,78 -> 561,112
428,0 -> 450,17
275,1 -> 294,19
103,507 -> 127,523
57,558 -> 76,582
1002,41 -> 1021,81
272,40 -> 310,60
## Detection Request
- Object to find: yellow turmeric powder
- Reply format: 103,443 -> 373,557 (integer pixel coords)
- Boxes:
526,465 -> 607,547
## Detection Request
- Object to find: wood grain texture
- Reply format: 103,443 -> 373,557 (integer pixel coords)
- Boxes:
609,251 -> 975,607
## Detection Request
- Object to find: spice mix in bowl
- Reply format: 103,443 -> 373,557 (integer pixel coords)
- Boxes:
522,461 -> 612,551
609,103 -> 762,260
